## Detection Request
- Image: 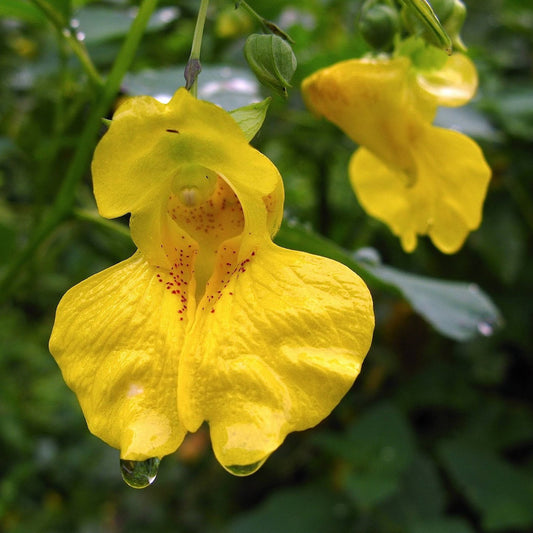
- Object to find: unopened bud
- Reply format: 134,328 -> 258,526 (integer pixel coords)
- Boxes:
359,2 -> 401,51
244,34 -> 297,98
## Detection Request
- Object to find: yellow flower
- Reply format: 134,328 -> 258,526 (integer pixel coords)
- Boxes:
301,53 -> 491,253
49,88 -> 374,475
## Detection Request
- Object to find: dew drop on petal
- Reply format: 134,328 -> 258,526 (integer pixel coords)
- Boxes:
223,458 -> 267,477
120,457 -> 160,489
477,321 -> 494,337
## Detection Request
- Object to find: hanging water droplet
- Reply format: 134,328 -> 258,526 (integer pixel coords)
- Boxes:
224,458 -> 266,477
477,321 -> 494,337
120,457 -> 160,489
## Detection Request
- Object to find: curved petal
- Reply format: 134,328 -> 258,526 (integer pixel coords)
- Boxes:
92,89 -> 283,262
349,126 -> 491,253
178,244 -> 374,472
301,57 -> 432,172
49,253 -> 188,460
416,53 -> 478,107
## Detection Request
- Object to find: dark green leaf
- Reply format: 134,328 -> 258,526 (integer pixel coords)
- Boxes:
315,403 -> 415,508
227,485 -> 350,533
410,518 -> 475,533
439,440 -> 533,531
355,248 -> 503,341
0,0 -> 46,23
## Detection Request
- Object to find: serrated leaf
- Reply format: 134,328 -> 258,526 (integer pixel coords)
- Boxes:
229,98 -> 270,141
438,440 -> 533,531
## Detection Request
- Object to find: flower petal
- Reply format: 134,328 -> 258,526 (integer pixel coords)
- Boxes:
178,244 -> 374,471
416,53 -> 478,107
349,126 -> 491,253
92,89 -> 283,263
301,57 -> 432,172
49,252 -> 187,460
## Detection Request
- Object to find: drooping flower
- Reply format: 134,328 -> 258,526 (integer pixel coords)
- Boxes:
301,48 -> 491,253
49,88 -> 374,475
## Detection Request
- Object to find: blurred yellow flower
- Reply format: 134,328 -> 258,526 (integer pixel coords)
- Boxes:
49,88 -> 374,475
302,52 -> 491,253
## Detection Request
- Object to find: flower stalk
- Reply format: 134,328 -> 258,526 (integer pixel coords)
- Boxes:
186,0 -> 210,95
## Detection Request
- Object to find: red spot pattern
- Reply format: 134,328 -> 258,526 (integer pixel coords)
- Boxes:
156,176 -> 258,318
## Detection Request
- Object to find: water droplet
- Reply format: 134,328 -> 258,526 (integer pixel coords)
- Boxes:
477,321 -> 494,337
224,458 -> 266,476
353,247 -> 382,266
120,457 -> 160,489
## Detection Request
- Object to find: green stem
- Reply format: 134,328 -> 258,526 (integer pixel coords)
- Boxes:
74,209 -> 131,239
237,0 -> 294,42
31,0 -> 103,87
186,0 -> 210,97
0,0 -> 159,299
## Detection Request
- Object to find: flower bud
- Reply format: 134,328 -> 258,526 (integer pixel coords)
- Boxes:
244,34 -> 297,98
359,2 -> 400,51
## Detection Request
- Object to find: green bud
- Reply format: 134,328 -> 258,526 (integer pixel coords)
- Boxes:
244,34 -> 297,98
359,3 -> 401,51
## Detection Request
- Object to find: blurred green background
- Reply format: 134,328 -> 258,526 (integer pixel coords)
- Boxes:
1,0 -> 533,531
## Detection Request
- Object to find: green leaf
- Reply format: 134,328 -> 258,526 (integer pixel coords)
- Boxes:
229,98 -> 271,141
438,440 -> 533,531
410,518 -> 475,533
0,0 -> 46,23
122,66 -> 261,111
315,403 -> 415,508
47,0 -> 71,20
354,248 -> 503,341
227,485 -> 350,533
73,5 -> 179,44
383,453 -> 446,524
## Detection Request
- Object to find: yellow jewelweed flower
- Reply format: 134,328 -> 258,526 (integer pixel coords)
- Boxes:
49,88 -> 374,475
302,53 -> 491,253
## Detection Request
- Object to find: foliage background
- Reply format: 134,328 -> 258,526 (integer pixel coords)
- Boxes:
1,0 -> 533,531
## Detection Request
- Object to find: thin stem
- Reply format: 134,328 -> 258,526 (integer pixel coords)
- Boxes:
74,209 -> 131,239
237,0 -> 294,42
186,0 -> 210,97
0,0 -> 159,299
31,0 -> 103,87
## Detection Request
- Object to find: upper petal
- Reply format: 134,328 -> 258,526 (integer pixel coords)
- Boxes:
301,57 -> 431,172
92,89 -> 283,258
177,243 -> 374,472
49,252 -> 188,460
